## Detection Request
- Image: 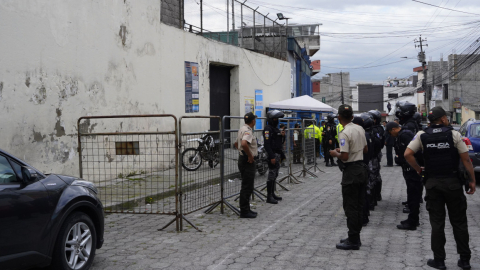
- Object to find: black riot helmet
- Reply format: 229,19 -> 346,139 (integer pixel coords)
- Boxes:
327,114 -> 335,123
360,113 -> 374,130
412,112 -> 422,126
395,101 -> 416,118
267,110 -> 284,127
368,110 -> 381,125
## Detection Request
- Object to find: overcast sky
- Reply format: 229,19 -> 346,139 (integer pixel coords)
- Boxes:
184,0 -> 480,85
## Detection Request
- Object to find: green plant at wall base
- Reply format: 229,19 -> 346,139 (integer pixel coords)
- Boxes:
145,197 -> 154,204
118,173 -> 124,179
126,171 -> 137,177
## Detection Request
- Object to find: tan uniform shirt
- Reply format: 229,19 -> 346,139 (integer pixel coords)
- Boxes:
339,122 -> 367,163
407,130 -> 468,154
237,124 -> 258,156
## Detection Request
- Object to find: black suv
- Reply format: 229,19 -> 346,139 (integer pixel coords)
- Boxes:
0,149 -> 104,270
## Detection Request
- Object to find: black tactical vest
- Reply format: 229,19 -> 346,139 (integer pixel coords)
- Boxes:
404,118 -> 419,134
420,125 -> 459,178
371,125 -> 385,155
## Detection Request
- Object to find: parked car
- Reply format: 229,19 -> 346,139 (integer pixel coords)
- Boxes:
458,119 -> 480,178
0,149 -> 104,270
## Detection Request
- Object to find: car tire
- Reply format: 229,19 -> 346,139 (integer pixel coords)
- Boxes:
51,212 -> 97,270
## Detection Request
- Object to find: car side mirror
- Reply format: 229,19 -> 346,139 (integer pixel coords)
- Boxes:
21,166 -> 38,183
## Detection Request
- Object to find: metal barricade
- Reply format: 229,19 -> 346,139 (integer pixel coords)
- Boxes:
278,119 -> 302,185
77,115 -> 179,231
298,119 -> 322,178
178,116 -> 222,231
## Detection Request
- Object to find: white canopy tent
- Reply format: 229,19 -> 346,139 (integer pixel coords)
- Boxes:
269,95 -> 338,113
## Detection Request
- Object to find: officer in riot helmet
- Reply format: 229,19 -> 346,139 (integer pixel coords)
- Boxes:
412,112 -> 423,131
405,106 -> 476,270
322,114 -> 338,167
395,101 -> 419,134
263,110 -> 286,204
359,113 -> 377,213
353,113 -> 375,226
386,121 -> 422,230
368,109 -> 385,203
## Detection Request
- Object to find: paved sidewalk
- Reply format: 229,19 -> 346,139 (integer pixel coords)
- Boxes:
92,157 -> 480,270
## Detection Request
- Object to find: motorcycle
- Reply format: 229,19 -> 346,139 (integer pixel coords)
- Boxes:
182,133 -> 220,171
255,142 -> 269,176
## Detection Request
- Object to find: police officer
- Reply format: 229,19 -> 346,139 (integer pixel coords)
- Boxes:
386,121 -> 422,230
263,110 -> 285,204
352,114 -> 374,226
304,121 -> 322,163
368,110 -> 385,202
405,106 -> 476,270
235,112 -> 258,218
395,101 -> 419,134
330,105 -> 368,250
336,122 -> 344,146
323,114 -> 338,167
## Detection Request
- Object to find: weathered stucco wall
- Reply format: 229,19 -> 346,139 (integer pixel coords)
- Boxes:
0,0 -> 290,176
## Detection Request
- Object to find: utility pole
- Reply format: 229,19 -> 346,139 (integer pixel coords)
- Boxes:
200,0 -> 203,34
340,71 -> 345,104
415,36 -> 428,112
227,0 -> 230,44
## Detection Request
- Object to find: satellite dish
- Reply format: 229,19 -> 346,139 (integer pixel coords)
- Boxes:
387,76 -> 391,80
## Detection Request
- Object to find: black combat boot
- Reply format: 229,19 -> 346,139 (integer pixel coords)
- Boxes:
403,207 -> 410,214
396,221 -> 417,230
272,182 -> 282,201
337,235 -> 360,250
402,201 -> 408,205
249,209 -> 257,215
427,259 -> 446,270
401,219 -> 419,226
340,237 -> 362,247
266,181 -> 278,204
240,211 -> 257,218
458,258 -> 471,269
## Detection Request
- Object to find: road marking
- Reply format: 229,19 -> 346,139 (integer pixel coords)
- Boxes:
213,192 -> 322,269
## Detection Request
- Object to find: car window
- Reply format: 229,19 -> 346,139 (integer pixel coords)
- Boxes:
0,155 -> 19,184
470,124 -> 480,138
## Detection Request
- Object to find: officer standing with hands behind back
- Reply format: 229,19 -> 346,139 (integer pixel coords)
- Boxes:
405,106 -> 476,270
330,105 -> 368,250
386,121 -> 422,230
263,110 -> 285,204
234,112 -> 258,219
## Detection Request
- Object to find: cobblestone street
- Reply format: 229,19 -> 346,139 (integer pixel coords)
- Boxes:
92,156 -> 480,270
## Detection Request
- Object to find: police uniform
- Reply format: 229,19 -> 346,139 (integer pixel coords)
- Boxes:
236,122 -> 258,216
391,125 -> 422,229
263,112 -> 285,204
370,123 -> 385,202
304,123 -> 319,163
323,120 -> 337,166
407,122 -> 471,264
337,112 -> 368,249
336,123 -> 344,145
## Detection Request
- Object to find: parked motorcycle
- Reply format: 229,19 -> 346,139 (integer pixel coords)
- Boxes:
182,133 -> 220,171
255,142 -> 269,176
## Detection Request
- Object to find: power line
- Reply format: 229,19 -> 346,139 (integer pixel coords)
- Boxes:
412,0 -> 480,16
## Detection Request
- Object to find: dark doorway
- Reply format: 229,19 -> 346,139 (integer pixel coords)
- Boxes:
209,65 -> 231,131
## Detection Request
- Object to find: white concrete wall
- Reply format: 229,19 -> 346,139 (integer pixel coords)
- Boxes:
0,0 -> 290,176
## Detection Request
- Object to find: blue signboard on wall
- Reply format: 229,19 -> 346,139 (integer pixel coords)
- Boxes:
185,61 -> 199,113
255,89 -> 263,130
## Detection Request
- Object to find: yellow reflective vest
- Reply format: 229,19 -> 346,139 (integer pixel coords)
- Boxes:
304,125 -> 321,141
336,123 -> 344,143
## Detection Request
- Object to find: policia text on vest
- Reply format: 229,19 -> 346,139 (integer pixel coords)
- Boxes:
404,106 -> 476,269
